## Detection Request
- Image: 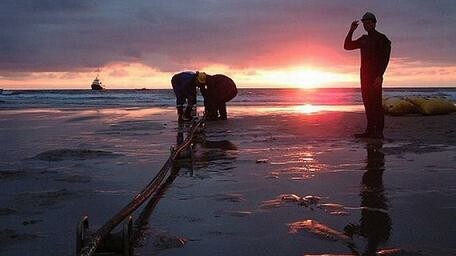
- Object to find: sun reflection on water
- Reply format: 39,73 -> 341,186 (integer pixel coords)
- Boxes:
230,105 -> 364,116
267,148 -> 326,181
294,104 -> 320,114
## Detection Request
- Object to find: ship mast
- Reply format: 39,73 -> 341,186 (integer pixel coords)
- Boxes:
95,68 -> 100,80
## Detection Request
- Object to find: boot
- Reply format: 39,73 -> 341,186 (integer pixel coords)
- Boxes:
205,110 -> 218,121
177,107 -> 184,122
354,131 -> 371,138
218,104 -> 227,120
370,129 -> 384,139
204,104 -> 218,121
354,126 -> 373,138
183,106 -> 192,121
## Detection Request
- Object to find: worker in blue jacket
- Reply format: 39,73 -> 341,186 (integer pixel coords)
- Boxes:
171,71 -> 198,122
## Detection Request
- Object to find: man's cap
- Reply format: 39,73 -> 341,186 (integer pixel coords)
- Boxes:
361,12 -> 377,23
196,71 -> 207,84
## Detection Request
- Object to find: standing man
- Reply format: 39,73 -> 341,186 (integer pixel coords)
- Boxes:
171,71 -> 198,122
344,12 -> 391,139
196,72 -> 238,121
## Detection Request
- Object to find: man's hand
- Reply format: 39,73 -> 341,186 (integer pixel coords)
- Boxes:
350,20 -> 359,32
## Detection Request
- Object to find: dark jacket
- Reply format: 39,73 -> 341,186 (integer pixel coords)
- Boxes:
171,72 -> 197,107
344,30 -> 391,80
200,74 -> 237,104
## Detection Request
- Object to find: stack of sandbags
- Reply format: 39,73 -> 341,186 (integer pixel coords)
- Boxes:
406,96 -> 456,115
383,97 -> 417,116
382,96 -> 456,116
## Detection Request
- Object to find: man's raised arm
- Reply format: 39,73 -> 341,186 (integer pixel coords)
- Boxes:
344,20 -> 360,50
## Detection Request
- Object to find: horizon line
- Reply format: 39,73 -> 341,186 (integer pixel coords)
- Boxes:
2,86 -> 456,91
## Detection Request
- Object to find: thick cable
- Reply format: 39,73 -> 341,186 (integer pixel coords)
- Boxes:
79,116 -> 205,256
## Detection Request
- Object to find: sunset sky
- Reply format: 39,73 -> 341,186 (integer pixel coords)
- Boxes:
1,0 -> 456,89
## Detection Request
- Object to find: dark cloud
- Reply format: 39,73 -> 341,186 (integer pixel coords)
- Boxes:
0,0 -> 455,75
16,0 -> 95,12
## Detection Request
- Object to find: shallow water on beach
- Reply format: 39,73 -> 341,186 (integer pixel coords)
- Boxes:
0,108 -> 178,255
135,109 -> 456,256
0,106 -> 456,255
1,88 -> 455,109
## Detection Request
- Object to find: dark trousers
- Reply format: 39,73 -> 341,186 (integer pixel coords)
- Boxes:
205,101 -> 227,120
361,78 -> 384,134
218,102 -> 227,119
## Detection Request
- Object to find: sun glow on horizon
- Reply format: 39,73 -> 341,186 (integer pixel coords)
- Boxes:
2,58 -> 456,89
251,67 -> 355,88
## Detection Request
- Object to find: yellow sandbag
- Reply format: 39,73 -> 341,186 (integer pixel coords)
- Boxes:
406,96 -> 456,115
382,97 -> 417,116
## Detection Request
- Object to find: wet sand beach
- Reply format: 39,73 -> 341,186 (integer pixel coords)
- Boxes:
1,106 -> 455,255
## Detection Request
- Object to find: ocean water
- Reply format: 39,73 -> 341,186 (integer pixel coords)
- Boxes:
0,87 -> 455,109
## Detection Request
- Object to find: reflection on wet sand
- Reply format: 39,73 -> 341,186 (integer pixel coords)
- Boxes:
202,140 -> 238,151
0,107 -> 173,119
294,104 -> 322,114
344,140 -> 392,255
229,104 -> 364,116
267,148 -> 326,181
132,163 -> 187,252
132,123 -> 240,252
175,123 -> 238,178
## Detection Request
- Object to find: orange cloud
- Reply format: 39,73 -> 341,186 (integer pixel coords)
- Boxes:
1,57 -> 455,89
386,58 -> 456,86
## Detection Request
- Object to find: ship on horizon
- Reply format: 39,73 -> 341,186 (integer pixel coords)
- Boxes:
91,76 -> 105,90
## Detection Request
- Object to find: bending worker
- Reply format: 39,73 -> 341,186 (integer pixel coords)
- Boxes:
196,72 -> 238,121
344,12 -> 391,139
171,71 -> 198,122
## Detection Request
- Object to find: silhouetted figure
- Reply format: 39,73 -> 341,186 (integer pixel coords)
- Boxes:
171,71 -> 199,122
344,12 -> 391,139
196,72 -> 237,121
345,141 -> 391,255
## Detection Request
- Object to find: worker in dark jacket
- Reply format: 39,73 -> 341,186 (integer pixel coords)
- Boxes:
171,71 -> 198,122
196,72 -> 237,121
344,12 -> 391,139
